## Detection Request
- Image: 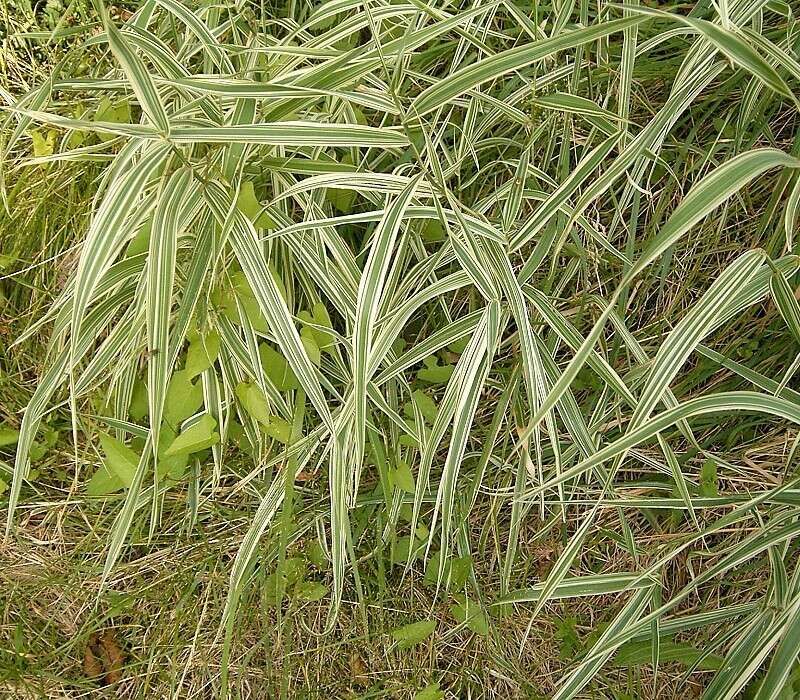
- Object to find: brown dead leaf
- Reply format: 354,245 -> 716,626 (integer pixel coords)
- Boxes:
84,630 -> 124,685
83,638 -> 103,680
110,6 -> 134,21
99,631 -> 124,684
349,650 -> 368,686
534,543 -> 558,578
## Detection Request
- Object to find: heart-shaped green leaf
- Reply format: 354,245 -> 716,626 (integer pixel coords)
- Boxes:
164,414 -> 219,456
164,370 -> 204,426
415,684 -> 445,700
236,180 -> 275,228
417,356 -> 454,384
391,620 -> 436,649
0,427 -> 20,448
295,581 -> 328,601
260,343 -> 299,391
450,595 -> 489,636
185,330 -> 220,378
236,382 -> 271,426
86,433 -> 139,496
156,423 -> 189,481
263,417 -> 292,444
236,382 -> 292,443
391,461 -> 415,493
128,378 -> 148,421
411,390 -> 438,424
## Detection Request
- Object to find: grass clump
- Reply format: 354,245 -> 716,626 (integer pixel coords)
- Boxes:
3,0 -> 800,697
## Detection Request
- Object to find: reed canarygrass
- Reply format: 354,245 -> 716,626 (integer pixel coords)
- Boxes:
3,0 -> 800,696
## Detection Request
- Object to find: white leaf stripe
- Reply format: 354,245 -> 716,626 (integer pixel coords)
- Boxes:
6,290 -> 135,534
205,182 -> 333,431
70,143 -> 170,372
353,177 -> 422,471
631,250 -> 765,427
147,168 -> 195,455
531,392 -> 800,496
770,267 -> 800,345
432,304 -> 498,579
520,148 -> 800,442
412,17 -> 646,116
553,586 -> 654,700
103,10 -> 170,134
169,123 -> 408,147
